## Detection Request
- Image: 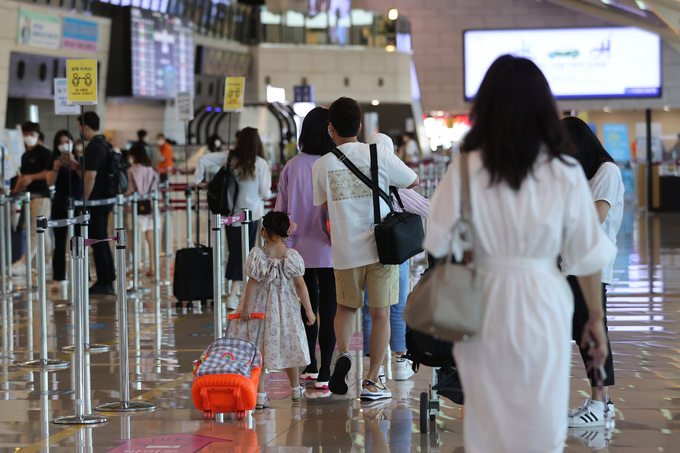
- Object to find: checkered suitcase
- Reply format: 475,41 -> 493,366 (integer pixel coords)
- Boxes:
192,314 -> 265,420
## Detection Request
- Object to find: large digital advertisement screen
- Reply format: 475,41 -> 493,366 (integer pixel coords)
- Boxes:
464,27 -> 661,100
130,7 -> 194,99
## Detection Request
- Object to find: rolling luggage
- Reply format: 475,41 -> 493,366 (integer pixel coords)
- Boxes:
192,313 -> 265,420
173,245 -> 213,309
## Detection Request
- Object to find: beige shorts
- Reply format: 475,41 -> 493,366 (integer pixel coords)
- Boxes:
137,214 -> 154,232
334,262 -> 399,309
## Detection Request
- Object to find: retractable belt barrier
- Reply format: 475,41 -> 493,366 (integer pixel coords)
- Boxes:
18,213 -> 97,369
0,192 -> 33,294
211,209 -> 251,341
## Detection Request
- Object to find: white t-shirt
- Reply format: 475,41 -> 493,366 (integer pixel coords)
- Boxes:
590,162 -> 625,284
312,142 -> 418,270
194,151 -> 272,223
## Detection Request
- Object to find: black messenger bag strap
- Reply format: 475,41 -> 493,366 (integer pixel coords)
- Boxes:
369,144 -> 381,225
330,147 -> 393,213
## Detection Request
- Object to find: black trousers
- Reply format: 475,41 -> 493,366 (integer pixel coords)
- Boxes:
569,275 -> 615,386
52,207 -> 81,282
87,206 -> 115,287
302,268 -> 337,381
224,220 -> 259,281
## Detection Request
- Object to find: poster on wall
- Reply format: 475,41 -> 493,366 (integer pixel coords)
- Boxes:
602,124 -> 630,162
17,9 -> 61,49
223,77 -> 245,111
175,91 -> 194,121
62,17 -> 99,52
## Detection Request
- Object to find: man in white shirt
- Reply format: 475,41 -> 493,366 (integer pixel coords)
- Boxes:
313,97 -> 419,401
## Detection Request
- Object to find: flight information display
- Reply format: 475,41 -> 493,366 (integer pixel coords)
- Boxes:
130,7 -> 194,99
464,27 -> 661,100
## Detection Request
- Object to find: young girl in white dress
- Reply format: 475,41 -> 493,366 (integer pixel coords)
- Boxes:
230,211 -> 316,409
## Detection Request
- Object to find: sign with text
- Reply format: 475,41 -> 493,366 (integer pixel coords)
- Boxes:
54,78 -> 80,115
294,85 -> 314,103
603,124 -> 630,162
175,91 -> 194,121
62,17 -> 99,52
223,77 -> 245,111
17,9 -> 61,49
67,59 -> 97,105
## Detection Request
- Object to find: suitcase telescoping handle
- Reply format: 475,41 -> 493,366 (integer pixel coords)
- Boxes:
225,313 -> 265,344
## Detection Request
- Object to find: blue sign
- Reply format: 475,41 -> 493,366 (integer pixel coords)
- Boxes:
294,85 -> 315,103
602,124 -> 630,162
62,17 -> 99,52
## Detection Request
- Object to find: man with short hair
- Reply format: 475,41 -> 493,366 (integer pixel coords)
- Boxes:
312,97 -> 419,401
12,122 -> 54,275
156,133 -> 173,182
79,111 -> 115,295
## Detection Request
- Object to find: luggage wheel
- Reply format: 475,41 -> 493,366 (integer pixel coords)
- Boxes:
236,410 -> 246,420
203,410 -> 213,420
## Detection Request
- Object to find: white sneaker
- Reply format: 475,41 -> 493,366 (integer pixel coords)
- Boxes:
12,261 -> 27,276
226,295 -> 239,310
300,372 -> 318,381
569,398 -> 615,419
291,385 -> 305,402
255,394 -> 270,410
394,357 -> 415,381
51,281 -> 68,293
394,380 -> 414,406
568,424 -> 614,449
379,365 -> 386,385
568,399 -> 612,428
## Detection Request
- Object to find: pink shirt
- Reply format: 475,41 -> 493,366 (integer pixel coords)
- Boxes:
128,164 -> 158,195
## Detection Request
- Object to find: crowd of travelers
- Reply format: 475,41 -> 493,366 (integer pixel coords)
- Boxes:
7,54 -> 624,452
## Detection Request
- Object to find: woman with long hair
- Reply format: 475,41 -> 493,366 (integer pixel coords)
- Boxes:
423,55 -> 615,452
46,130 -> 82,293
125,144 -> 159,277
562,116 -> 624,428
195,127 -> 272,307
274,107 -> 338,390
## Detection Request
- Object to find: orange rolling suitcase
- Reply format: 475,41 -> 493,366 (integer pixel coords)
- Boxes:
192,313 -> 265,420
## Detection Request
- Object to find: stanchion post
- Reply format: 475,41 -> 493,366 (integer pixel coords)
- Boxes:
24,192 -> 33,291
152,190 -> 161,284
185,187 -> 193,247
94,229 -> 156,413
0,194 -> 6,296
20,216 -> 69,369
68,201 -> 75,306
131,192 -> 139,294
5,194 -> 13,289
163,188 -> 171,257
212,214 -> 222,339
52,236 -> 108,425
240,208 -> 252,287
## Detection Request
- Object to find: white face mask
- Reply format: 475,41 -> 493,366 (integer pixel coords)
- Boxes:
157,139 -> 165,146
75,144 -> 83,153
58,142 -> 73,153
213,140 -> 221,149
24,135 -> 38,148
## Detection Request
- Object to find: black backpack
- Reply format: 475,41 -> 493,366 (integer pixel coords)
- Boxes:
207,160 -> 239,216
96,138 -> 128,198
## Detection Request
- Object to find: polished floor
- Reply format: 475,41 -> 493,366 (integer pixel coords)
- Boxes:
1,206 -> 679,452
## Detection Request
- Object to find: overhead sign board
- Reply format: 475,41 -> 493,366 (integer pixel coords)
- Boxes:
17,9 -> 61,49
294,85 -> 314,103
176,91 -> 194,121
223,77 -> 245,111
54,78 -> 80,115
67,59 -> 98,105
62,17 -> 99,53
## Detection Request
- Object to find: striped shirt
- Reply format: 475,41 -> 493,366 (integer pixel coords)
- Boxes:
394,188 -> 430,218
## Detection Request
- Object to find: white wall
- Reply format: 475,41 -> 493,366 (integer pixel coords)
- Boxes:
364,0 -> 679,113
252,44 -> 413,105
0,0 -> 112,128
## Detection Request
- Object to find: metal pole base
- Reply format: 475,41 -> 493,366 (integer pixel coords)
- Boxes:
18,358 -> 70,370
94,401 -> 157,412
52,414 -> 109,425
156,280 -> 171,286
62,343 -> 111,353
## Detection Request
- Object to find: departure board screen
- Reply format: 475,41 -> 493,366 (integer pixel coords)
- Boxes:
130,7 -> 194,99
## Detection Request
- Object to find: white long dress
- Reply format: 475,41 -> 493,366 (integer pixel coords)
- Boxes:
423,151 -> 616,453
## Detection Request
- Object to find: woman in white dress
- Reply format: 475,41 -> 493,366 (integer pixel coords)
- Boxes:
423,55 -> 615,453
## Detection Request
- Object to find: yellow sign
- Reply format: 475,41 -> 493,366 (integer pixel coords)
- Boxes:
223,77 -> 245,111
66,59 -> 98,105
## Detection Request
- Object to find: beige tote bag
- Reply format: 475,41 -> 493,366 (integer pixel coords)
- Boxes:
403,152 -> 484,343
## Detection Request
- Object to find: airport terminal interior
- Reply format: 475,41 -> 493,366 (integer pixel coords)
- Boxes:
1,0 -> 680,451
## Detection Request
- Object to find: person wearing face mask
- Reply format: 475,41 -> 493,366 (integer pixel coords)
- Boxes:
46,130 -> 83,293
156,133 -> 173,183
74,140 -> 84,156
11,122 -> 54,276
186,134 -> 223,170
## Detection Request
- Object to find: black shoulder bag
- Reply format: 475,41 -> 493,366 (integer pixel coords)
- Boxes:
331,144 -> 424,265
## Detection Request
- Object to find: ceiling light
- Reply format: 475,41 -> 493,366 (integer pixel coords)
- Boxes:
388,9 -> 398,20
386,45 -> 396,52
371,100 -> 380,106
635,0 -> 646,9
